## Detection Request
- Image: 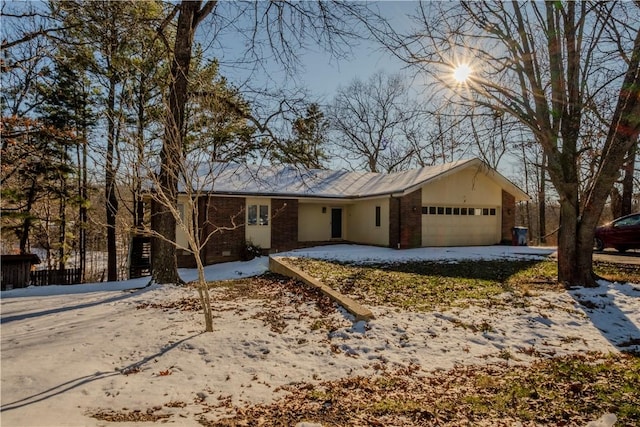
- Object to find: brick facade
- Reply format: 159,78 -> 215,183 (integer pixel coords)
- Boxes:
501,190 -> 515,244
389,189 -> 422,249
270,198 -> 298,253
198,196 -> 246,265
389,197 -> 400,248
170,185 -> 517,268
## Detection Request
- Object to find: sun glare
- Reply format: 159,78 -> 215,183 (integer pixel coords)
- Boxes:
453,64 -> 472,83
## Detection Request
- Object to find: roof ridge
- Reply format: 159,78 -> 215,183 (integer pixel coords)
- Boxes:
179,157 -> 527,201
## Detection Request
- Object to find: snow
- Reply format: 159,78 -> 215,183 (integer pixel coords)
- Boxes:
279,243 -> 556,263
1,245 -> 638,426
185,158 -> 531,200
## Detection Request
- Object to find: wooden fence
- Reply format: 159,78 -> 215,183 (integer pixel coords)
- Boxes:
30,268 -> 82,286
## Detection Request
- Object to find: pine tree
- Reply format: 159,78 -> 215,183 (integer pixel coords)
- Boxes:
271,103 -> 329,169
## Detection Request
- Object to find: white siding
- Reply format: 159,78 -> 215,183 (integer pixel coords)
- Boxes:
421,168 -> 502,246
245,197 -> 271,249
176,194 -> 192,250
298,203 -> 333,242
346,198 -> 389,246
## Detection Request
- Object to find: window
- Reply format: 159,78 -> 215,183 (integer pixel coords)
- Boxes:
421,206 -> 497,216
375,206 -> 381,227
259,205 -> 269,225
248,204 -> 269,226
247,205 -> 257,225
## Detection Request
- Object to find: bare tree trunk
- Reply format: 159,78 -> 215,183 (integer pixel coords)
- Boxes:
195,250 -> 213,332
153,0 -> 215,284
134,74 -> 145,230
538,152 -> 547,244
19,182 -> 37,254
621,143 -> 637,217
521,142 -> 532,240
556,184 -> 581,285
573,27 -> 640,286
77,132 -> 87,282
610,187 -> 622,219
106,74 -> 119,282
58,181 -> 66,271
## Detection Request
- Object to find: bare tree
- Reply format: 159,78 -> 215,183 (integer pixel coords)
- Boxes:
152,1 -> 215,285
377,1 -> 640,286
137,151 -> 241,332
152,1 -> 376,284
329,71 -> 424,173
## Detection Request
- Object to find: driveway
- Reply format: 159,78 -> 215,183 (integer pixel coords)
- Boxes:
593,249 -> 640,266
547,248 -> 640,266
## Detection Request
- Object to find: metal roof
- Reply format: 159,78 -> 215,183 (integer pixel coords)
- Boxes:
181,158 -> 530,201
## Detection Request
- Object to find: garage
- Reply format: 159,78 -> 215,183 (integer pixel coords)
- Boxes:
421,205 -> 501,246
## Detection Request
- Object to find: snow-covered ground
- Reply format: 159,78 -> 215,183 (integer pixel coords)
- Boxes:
1,245 -> 638,426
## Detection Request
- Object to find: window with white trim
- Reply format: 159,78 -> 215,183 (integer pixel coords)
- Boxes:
248,204 -> 269,226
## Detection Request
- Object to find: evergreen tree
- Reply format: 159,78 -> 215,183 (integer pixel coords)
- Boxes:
184,56 -> 257,162
53,0 -> 167,281
35,61 -> 95,271
271,103 -> 329,169
0,117 -> 72,258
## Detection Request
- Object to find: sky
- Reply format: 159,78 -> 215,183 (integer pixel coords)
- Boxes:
292,1 -> 418,100
207,1 -> 419,103
1,244 -> 636,426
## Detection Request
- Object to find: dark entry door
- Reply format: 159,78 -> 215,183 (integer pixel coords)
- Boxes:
331,208 -> 342,239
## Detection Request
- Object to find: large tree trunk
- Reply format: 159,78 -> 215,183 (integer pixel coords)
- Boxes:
557,189 -> 601,287
556,184 -> 582,285
564,26 -> 640,287
153,1 -> 213,284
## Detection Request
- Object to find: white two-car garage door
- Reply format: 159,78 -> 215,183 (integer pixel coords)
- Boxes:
421,205 -> 500,246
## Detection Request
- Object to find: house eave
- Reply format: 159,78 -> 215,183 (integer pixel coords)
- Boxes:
393,158 -> 530,201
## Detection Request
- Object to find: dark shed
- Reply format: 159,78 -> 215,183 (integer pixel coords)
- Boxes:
1,254 -> 41,290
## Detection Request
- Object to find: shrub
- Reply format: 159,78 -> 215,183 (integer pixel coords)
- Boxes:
239,241 -> 262,261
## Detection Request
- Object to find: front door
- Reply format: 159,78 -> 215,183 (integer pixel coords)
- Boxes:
331,208 -> 342,239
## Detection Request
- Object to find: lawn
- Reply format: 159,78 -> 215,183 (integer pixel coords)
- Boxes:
199,257 -> 640,425
207,352 -> 639,426
2,247 -> 638,426
285,258 -> 638,311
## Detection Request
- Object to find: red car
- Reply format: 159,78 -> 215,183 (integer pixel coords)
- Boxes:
594,212 -> 640,252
